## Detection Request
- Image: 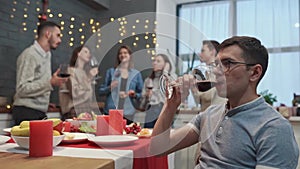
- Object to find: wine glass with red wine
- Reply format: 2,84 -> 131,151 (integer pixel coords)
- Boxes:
58,64 -> 70,78
159,64 -> 216,99
192,64 -> 216,92
90,56 -> 100,84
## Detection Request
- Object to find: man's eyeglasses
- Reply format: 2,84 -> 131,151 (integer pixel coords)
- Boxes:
214,59 -> 256,73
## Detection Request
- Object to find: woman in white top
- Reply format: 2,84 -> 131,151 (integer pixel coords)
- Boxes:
59,45 -> 98,120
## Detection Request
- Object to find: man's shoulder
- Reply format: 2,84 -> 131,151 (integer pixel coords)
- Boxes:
18,45 -> 37,60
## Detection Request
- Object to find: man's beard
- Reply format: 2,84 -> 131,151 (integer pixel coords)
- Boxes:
49,38 -> 58,50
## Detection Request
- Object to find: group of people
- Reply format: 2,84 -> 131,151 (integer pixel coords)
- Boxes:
11,21 -> 172,128
11,21 -> 299,168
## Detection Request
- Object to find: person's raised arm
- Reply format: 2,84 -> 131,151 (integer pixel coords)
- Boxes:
150,74 -> 199,156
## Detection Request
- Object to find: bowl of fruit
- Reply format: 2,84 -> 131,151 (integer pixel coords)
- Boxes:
10,119 -> 65,149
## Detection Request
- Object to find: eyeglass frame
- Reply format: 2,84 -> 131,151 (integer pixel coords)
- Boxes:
213,59 -> 257,73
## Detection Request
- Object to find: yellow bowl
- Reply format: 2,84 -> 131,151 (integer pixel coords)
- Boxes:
11,135 -> 65,149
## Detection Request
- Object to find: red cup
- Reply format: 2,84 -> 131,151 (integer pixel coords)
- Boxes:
29,120 -> 53,157
96,115 -> 110,136
109,109 -> 124,135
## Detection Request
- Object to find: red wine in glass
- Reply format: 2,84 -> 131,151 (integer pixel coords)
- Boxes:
58,73 -> 70,78
196,80 -> 216,92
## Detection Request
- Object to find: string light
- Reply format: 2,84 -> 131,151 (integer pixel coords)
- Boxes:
24,8 -> 28,12
144,35 -> 149,40
135,37 -> 139,41
110,18 -> 114,22
24,14 -> 28,18
68,31 -> 72,35
119,40 -> 123,43
136,19 -> 140,23
82,23 -> 85,27
69,42 -> 74,47
58,13 -> 62,18
23,27 -> 27,31
12,8 -> 16,12
118,18 -> 121,21
60,21 -> 65,25
26,1 -> 30,5
122,17 -> 126,21
154,21 -> 158,25
89,18 -> 94,25
132,32 -> 136,35
70,37 -> 74,41
147,50 -> 151,54
98,39 -> 101,43
36,8 -> 40,12
6,105 -> 11,109
80,41 -> 84,45
78,28 -> 83,32
152,33 -> 156,37
144,25 -> 148,29
97,33 -> 101,37
60,26 -> 64,30
132,25 -> 136,29
81,35 -> 85,39
22,22 -> 26,26
96,44 -> 100,48
146,44 -> 150,48
71,17 -> 75,21
145,19 -> 149,23
133,42 -> 137,46
70,24 -> 74,29
96,22 -> 100,26
47,9 -> 51,13
49,13 -> 53,18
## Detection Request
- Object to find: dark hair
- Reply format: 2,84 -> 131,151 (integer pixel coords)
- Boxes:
149,53 -> 172,79
219,36 -> 269,84
69,45 -> 84,67
114,45 -> 133,68
203,40 -> 220,54
37,21 -> 60,37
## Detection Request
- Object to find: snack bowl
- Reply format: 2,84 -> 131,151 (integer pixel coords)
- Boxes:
11,135 -> 65,149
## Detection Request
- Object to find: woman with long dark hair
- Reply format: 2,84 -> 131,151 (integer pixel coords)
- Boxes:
59,45 -> 98,120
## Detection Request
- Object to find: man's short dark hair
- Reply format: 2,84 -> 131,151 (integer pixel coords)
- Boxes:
37,21 -> 60,37
219,36 -> 269,84
203,40 -> 220,53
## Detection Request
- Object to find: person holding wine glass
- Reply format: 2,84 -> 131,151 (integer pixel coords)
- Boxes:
192,40 -> 227,112
12,21 -> 68,125
99,45 -> 143,125
59,45 -> 98,120
132,54 -> 172,128
150,36 -> 299,168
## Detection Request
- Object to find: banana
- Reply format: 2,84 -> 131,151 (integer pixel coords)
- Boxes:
53,130 -> 60,136
20,121 -> 30,128
48,118 -> 62,127
11,126 -> 30,136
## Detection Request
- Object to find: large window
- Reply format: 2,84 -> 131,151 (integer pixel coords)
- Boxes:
178,0 -> 300,106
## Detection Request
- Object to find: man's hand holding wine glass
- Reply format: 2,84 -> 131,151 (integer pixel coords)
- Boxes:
50,68 -> 69,87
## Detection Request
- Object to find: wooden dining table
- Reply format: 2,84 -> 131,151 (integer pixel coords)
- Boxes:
0,152 -> 114,169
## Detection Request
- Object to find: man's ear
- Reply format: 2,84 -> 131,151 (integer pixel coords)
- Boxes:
45,30 -> 51,39
249,64 -> 262,82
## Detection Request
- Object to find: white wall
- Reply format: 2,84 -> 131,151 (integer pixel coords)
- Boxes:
156,0 -> 177,73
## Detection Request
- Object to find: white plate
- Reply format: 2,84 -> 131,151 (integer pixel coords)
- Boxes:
88,135 -> 138,146
0,135 -> 10,144
62,132 -> 94,143
2,128 -> 11,133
